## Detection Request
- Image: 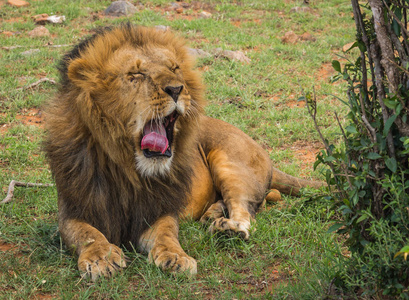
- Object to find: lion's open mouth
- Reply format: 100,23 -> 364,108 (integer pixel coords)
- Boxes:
141,112 -> 178,158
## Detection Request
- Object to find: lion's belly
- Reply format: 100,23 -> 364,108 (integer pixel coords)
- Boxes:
180,146 -> 217,220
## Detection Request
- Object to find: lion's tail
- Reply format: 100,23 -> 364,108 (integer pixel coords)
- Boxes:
270,167 -> 325,196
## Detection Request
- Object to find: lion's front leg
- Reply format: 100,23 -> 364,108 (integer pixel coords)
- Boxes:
60,219 -> 126,281
139,215 -> 197,274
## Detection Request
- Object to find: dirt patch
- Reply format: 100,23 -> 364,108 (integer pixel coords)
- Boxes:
231,18 -> 262,27
317,62 -> 336,81
31,293 -> 55,300
283,140 -> 323,173
156,1 -> 215,21
3,17 -> 25,23
0,241 -> 16,252
0,123 -> 10,134
0,108 -> 44,135
286,99 -> 306,108
0,240 -> 25,258
230,262 -> 291,295
15,108 -> 44,128
265,93 -> 306,109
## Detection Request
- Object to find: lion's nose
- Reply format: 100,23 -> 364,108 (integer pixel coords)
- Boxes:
164,85 -> 183,103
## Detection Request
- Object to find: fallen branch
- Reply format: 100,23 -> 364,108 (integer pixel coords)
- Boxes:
48,44 -> 72,48
17,78 -> 57,90
1,45 -> 23,50
1,180 -> 54,204
2,44 -> 72,51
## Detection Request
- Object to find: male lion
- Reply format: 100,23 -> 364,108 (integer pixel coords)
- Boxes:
45,24 -> 323,280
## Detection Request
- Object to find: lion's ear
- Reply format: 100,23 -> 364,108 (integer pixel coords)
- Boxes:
67,58 -> 99,91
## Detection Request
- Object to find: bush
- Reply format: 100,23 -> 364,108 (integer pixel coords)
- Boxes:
306,0 -> 409,297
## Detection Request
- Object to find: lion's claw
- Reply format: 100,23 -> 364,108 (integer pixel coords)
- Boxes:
150,250 -> 197,275
78,242 -> 126,281
208,217 -> 250,240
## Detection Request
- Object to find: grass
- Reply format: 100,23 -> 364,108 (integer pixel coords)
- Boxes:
1,0 -> 356,298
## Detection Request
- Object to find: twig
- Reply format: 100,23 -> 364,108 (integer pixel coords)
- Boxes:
1,180 -> 54,204
48,44 -> 72,48
17,78 -> 57,90
1,46 -> 23,50
2,44 -> 72,50
382,0 -> 409,39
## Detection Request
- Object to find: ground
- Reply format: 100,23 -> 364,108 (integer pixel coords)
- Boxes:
0,0 -> 355,298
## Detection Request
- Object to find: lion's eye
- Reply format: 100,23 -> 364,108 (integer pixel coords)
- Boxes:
128,72 -> 145,82
171,65 -> 180,73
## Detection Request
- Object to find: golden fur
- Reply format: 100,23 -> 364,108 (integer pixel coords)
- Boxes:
45,24 -> 323,280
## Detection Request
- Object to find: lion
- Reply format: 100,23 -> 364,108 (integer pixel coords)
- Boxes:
44,24 -> 323,281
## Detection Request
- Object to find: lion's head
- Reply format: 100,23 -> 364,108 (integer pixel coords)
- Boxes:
55,25 -> 206,178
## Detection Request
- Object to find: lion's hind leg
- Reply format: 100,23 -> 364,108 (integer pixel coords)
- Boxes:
200,200 -> 252,239
199,200 -> 227,223
203,149 -> 269,240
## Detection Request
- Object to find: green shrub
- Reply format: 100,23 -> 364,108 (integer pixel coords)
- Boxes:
306,0 -> 409,297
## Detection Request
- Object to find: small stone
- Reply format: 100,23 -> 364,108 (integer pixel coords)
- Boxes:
188,48 -> 211,58
34,13 -> 49,25
215,48 -> 251,64
170,2 -> 181,9
155,25 -> 170,32
21,49 -> 40,56
299,32 -> 316,42
46,15 -> 66,24
290,6 -> 311,13
199,11 -> 212,19
281,31 -> 298,44
2,31 -> 15,37
104,1 -> 137,17
7,0 -> 29,7
28,26 -> 50,37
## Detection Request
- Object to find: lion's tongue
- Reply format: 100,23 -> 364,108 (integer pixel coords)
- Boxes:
141,123 -> 169,154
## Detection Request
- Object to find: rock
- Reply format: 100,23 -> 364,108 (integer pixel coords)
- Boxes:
342,42 -> 355,52
104,1 -> 137,16
47,15 -> 65,24
28,26 -> 50,37
2,45 -> 23,50
7,0 -> 29,7
155,25 -> 170,32
33,14 -> 49,24
188,48 -> 211,58
170,2 -> 181,10
299,32 -> 316,42
281,31 -> 298,44
215,48 -> 251,64
2,31 -> 15,37
290,6 -> 311,13
21,49 -> 40,56
199,11 -> 212,19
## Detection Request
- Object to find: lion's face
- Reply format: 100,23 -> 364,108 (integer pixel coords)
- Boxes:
64,27 -> 205,178
122,47 -> 194,177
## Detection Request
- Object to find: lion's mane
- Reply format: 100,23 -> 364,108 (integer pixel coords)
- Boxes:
44,24 -> 206,247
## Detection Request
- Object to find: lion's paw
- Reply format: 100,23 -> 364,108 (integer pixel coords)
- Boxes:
209,217 -> 250,240
78,241 -> 126,281
150,250 -> 197,275
200,200 -> 227,224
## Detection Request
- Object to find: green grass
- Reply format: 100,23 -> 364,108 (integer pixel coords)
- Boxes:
1,0 -> 356,298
